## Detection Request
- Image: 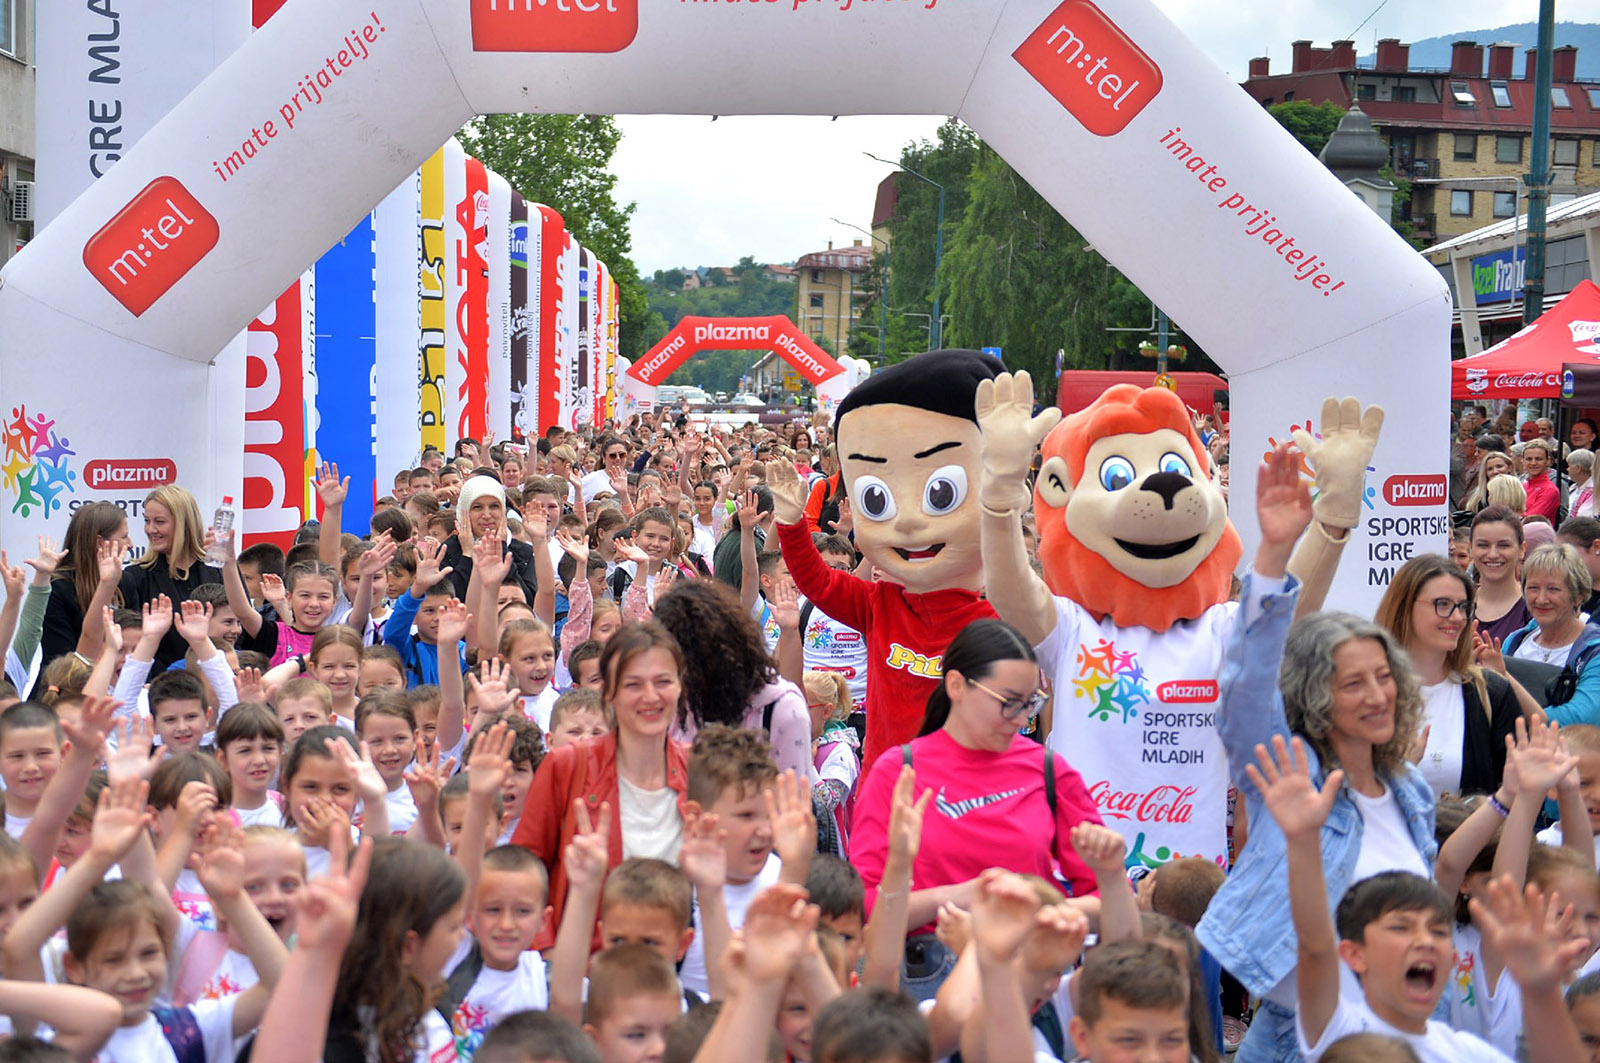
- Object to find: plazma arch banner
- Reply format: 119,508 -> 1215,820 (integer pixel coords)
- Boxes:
0,0 -> 1451,611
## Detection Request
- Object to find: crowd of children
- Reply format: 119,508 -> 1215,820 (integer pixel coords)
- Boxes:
0,411 -> 1597,1063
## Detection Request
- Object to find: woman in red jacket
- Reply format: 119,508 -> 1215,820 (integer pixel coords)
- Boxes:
511,621 -> 691,947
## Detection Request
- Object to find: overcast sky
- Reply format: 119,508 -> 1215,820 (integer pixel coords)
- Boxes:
614,0 -> 1600,273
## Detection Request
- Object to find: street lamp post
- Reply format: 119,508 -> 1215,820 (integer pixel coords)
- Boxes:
830,217 -> 888,362
865,152 -> 945,349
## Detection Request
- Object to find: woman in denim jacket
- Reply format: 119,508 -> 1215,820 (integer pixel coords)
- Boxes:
1197,447 -> 1436,1063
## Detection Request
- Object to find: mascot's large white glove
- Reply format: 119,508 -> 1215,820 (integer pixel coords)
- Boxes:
764,460 -> 808,527
975,371 -> 1062,514
1290,397 -> 1384,531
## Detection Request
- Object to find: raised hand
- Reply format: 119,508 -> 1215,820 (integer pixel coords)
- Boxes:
766,770 -> 817,868
762,463 -> 805,526
935,901 -> 971,955
403,742 -> 456,809
1474,629 -> 1509,676
0,551 -> 26,601
969,868 -> 1043,962
434,598 -> 472,647
467,658 -> 517,721
234,666 -> 265,704
174,600 -> 213,647
90,776 -> 152,862
414,538 -> 454,594
680,810 -> 727,892
295,836 -> 372,952
975,371 -> 1062,507
1290,397 -> 1384,530
96,537 -> 127,586
556,528 -> 589,563
101,606 -> 124,656
1505,715 -> 1577,798
24,535 -> 66,584
466,722 -> 513,798
106,717 -> 165,784
562,798 -> 612,896
1256,442 -> 1314,550
1028,902 -> 1091,972
614,541 -> 650,565
140,594 -> 174,643
740,883 -> 818,984
63,694 -> 120,761
261,573 -> 288,612
357,535 -> 397,579
204,526 -> 237,565
194,817 -> 247,901
174,780 -> 220,839
1070,822 -> 1129,877
314,461 -> 349,509
473,533 -> 511,586
328,737 -> 387,805
1472,875 -> 1592,994
1245,735 -> 1342,841
887,765 -> 932,865
770,578 -> 801,632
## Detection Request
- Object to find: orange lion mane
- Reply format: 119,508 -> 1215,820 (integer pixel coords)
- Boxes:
1036,385 -> 1242,632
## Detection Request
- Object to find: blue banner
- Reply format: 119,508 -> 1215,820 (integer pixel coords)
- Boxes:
1470,247 -> 1525,305
314,215 -> 378,534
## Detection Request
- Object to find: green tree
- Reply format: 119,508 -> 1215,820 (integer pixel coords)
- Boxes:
1266,100 -> 1346,157
456,114 -> 652,359
938,146 -> 1150,395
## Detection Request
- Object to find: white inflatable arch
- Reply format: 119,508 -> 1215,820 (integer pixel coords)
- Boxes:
0,0 -> 1450,609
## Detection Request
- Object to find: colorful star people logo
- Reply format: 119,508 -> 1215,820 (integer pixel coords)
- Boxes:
1073,637 -> 1149,724
1,406 -> 77,517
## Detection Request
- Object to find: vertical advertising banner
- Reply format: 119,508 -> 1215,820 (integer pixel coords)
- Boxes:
487,172 -> 513,445
374,175 -> 421,492
536,206 -> 567,436
243,274 -> 312,550
455,154 -> 491,444
313,214 -> 378,533
442,140 -> 469,447
606,274 -> 620,424
509,194 -> 532,443
590,259 -> 608,428
575,248 -> 592,430
556,234 -> 580,431
419,147 -> 448,457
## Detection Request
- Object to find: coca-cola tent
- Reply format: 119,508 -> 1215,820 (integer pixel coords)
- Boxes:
1453,280 -> 1600,400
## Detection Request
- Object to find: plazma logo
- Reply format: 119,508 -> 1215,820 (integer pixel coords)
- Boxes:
470,0 -> 637,53
1013,0 -> 1162,136
83,177 -> 219,316
2,407 -> 76,517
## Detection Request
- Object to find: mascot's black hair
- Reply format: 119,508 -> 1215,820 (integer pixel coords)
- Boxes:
833,349 -> 1001,434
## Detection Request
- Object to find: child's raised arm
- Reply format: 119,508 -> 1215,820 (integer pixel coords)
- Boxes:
251,835 -> 371,1063
769,769 -> 816,887
313,462 -> 348,571
1071,822 -> 1140,944
3,777 -> 150,984
548,798 -> 611,1025
524,506 -> 557,628
692,884 -> 817,1063
0,981 -> 122,1062
1247,734 -> 1344,1048
403,742 -> 455,849
959,870 -> 1077,1063
861,765 -> 931,991
217,530 -> 265,639
0,552 -> 28,666
737,490 -> 761,615
434,600 -> 472,754
18,694 -> 118,884
11,537 -> 65,674
1474,876 -> 1589,1063
346,535 -> 396,639
681,810 -> 729,1001
82,604 -> 122,698
73,538 -> 126,660
194,818 -> 291,1036
329,736 -> 391,839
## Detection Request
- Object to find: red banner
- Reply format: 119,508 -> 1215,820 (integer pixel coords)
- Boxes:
536,205 -> 566,435
456,156 -> 490,441
629,315 -> 846,388
243,279 -> 309,549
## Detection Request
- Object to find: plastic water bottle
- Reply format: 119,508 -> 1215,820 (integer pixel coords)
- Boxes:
208,496 -> 235,564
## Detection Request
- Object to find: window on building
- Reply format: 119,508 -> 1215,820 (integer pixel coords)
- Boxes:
1556,138 -> 1580,166
808,294 -> 824,309
1594,139 -> 1600,166
809,269 -> 823,283
1451,82 -> 1477,106
1283,91 -> 1295,101
1454,134 -> 1478,161
0,0 -> 13,56
1497,135 -> 1523,163
1490,80 -> 1513,107
1392,85 -> 1416,103
1356,83 -> 1377,101
1451,190 -> 1474,216
1493,191 -> 1517,217
1553,85 -> 1572,108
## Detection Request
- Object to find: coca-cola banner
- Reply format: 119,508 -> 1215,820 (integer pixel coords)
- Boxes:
2,0 -> 1448,612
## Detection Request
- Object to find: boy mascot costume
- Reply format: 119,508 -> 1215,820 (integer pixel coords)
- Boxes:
766,349 -> 1000,775
976,371 -> 1380,870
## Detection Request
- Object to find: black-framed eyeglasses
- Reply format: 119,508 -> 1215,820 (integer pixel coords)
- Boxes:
968,678 -> 1049,721
1429,597 -> 1475,619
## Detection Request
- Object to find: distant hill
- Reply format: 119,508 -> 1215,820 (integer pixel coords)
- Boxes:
1362,23 -> 1600,79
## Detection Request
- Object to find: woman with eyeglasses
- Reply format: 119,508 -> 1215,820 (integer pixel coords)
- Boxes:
850,617 -> 1101,999
1481,542 -> 1600,726
1374,554 -> 1519,798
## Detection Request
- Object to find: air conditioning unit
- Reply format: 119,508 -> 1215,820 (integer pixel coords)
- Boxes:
7,181 -> 34,223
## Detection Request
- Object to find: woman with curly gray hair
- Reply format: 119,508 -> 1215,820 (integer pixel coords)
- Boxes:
1197,445 -> 1435,1063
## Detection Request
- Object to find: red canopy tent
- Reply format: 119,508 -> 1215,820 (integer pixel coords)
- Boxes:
1452,280 -> 1600,400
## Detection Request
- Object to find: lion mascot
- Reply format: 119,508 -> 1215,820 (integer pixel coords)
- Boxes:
765,349 -> 1001,776
976,372 -> 1380,871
